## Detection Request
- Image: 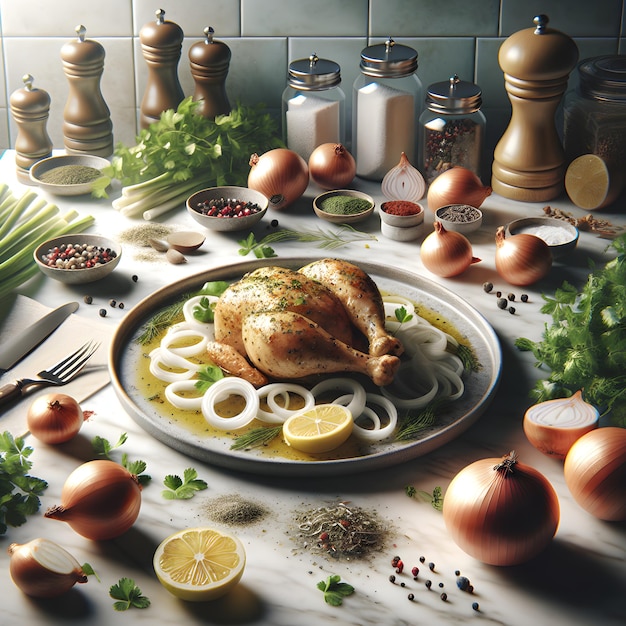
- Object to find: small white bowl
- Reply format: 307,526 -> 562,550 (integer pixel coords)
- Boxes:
435,204 -> 483,234
380,201 -> 425,228
313,189 -> 375,224
34,234 -> 121,284
505,216 -> 579,258
30,154 -> 110,196
187,186 -> 269,232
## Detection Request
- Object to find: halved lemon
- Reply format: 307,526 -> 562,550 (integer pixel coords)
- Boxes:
565,154 -> 619,210
282,404 -> 353,453
153,527 -> 246,602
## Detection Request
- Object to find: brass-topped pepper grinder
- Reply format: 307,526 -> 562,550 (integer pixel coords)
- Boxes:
139,8 -> 185,129
61,25 -> 113,157
9,74 -> 53,183
189,26 -> 231,119
491,15 -> 579,201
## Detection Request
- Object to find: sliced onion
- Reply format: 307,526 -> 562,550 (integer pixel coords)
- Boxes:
256,383 -> 315,424
351,393 -> 398,441
201,377 -> 259,430
161,327 -> 209,357
149,347 -> 200,383
310,377 -> 367,418
164,380 -> 204,411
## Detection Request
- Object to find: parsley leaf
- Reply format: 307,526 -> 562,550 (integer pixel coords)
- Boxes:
193,296 -> 215,323
162,468 -> 208,500
0,432 -> 48,534
92,433 -> 128,458
405,485 -> 444,511
109,577 -> 151,611
195,364 -> 225,392
317,574 -> 355,606
394,305 -> 413,324
92,434 -> 150,485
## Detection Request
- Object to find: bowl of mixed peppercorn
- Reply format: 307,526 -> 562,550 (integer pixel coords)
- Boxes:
313,189 -> 375,224
187,186 -> 269,232
34,234 -> 122,284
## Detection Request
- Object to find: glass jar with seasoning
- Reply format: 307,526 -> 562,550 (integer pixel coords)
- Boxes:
352,38 -> 423,181
564,55 -> 626,170
418,75 -> 486,184
282,53 -> 345,162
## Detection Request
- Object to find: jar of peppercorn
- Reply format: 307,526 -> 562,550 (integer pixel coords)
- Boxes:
418,75 -> 485,184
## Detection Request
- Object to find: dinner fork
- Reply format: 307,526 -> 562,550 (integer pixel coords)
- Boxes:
0,340 -> 100,407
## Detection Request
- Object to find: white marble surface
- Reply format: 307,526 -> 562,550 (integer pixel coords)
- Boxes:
1,150 -> 625,626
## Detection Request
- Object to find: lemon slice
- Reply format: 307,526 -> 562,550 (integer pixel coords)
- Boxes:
282,404 -> 353,453
565,154 -> 618,210
153,527 -> 246,602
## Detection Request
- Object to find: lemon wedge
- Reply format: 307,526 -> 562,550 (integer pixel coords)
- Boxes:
153,527 -> 246,602
282,404 -> 353,453
565,154 -> 619,210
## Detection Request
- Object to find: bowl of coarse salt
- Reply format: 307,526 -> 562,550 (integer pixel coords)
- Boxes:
505,216 -> 579,258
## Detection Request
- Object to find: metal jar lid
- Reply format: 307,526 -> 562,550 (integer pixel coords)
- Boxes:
288,53 -> 341,90
359,37 -> 418,78
426,75 -> 482,114
578,55 -> 626,102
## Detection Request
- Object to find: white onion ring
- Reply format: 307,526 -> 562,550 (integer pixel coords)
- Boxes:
256,383 -> 315,424
161,327 -> 209,357
351,393 -> 398,441
434,362 -> 464,401
201,377 -> 259,430
164,380 -> 204,410
353,405 -> 381,430
310,378 -> 367,418
149,348 -> 200,383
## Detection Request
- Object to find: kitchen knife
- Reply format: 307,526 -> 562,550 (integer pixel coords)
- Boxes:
0,301 -> 79,375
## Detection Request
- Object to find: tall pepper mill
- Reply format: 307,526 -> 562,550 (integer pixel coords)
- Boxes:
139,8 -> 185,129
61,25 -> 113,157
10,74 -> 53,183
491,15 -> 578,201
189,26 -> 231,119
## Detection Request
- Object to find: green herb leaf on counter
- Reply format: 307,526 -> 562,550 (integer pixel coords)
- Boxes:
122,455 -> 151,487
162,468 -> 208,500
317,574 -> 355,606
405,485 -> 444,511
515,234 -> 626,426
109,577 -> 151,611
0,431 -> 48,535
92,433 -> 128,458
81,562 -> 101,582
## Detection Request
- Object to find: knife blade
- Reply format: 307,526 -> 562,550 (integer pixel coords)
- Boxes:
0,301 -> 79,374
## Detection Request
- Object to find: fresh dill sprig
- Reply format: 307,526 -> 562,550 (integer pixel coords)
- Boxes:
136,298 -> 188,345
395,403 -> 440,441
230,426 -> 282,450
456,342 -> 481,373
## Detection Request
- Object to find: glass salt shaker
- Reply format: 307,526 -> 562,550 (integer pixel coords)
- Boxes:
418,75 -> 486,184
352,37 -> 423,181
281,53 -> 345,162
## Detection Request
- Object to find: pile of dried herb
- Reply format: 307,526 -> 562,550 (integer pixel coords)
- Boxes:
206,494 -> 269,526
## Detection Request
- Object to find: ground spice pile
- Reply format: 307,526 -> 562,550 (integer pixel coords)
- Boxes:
206,494 -> 269,526
118,224 -> 175,262
295,502 -> 387,560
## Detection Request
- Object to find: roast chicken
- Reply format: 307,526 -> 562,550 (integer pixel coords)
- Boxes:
207,259 -> 403,387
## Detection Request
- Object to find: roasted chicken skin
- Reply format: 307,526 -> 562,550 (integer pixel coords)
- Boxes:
209,259 -> 402,386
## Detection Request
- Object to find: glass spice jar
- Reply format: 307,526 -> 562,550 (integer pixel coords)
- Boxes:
563,55 -> 626,170
352,38 -> 423,181
282,53 -> 345,162
418,75 -> 485,184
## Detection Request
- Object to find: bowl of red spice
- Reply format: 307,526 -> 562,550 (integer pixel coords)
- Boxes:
313,189 -> 375,224
379,200 -> 425,241
34,234 -> 122,284
435,204 -> 483,234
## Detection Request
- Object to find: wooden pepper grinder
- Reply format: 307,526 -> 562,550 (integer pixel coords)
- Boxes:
10,74 -> 53,183
139,8 -> 185,129
189,26 -> 231,118
61,25 -> 113,157
491,15 -> 578,201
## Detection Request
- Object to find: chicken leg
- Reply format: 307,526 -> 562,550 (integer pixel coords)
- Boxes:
241,311 -> 400,387
299,258 -> 404,357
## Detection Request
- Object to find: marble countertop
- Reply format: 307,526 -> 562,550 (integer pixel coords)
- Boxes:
1,150 -> 625,626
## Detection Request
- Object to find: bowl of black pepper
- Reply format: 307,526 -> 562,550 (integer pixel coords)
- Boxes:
313,189 -> 375,224
34,234 -> 122,284
435,204 -> 483,234
30,154 -> 111,196
187,186 -> 269,232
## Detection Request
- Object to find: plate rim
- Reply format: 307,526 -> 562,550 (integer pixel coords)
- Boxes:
109,257 -> 502,476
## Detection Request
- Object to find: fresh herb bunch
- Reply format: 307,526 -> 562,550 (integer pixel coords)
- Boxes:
0,431 -> 48,535
515,234 -> 626,426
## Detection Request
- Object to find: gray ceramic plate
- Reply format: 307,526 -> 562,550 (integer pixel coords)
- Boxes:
109,258 -> 501,477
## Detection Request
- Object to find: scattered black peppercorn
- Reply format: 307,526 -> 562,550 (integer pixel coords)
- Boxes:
454,570 -> 461,576
419,556 -> 425,563
456,576 -> 471,591
109,299 -> 117,308
400,582 -> 406,587
438,582 -> 444,588
118,302 -> 125,309
389,575 -> 396,584
428,562 -> 435,572
408,593 -> 414,601
497,298 -> 508,309
482,281 -> 493,293
270,219 -> 279,228
507,293 -> 515,301
496,290 -> 502,298
83,295 -> 93,304
131,274 -> 138,282
521,293 -> 529,302
425,580 -> 432,589
98,308 -> 107,317
472,601 -> 480,611
440,592 -> 448,601
508,306 -> 516,315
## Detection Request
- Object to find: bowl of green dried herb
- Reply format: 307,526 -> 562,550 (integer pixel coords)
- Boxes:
30,154 -> 110,196
313,189 -> 375,224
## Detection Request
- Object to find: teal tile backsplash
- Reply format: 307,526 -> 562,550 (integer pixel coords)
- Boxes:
0,0 -> 624,153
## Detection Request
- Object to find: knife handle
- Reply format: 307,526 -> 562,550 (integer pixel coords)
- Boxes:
0,381 -> 24,407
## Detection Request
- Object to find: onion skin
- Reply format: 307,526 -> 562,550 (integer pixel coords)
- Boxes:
495,226 -> 552,286
248,148 -> 309,210
564,427 -> 626,521
420,221 -> 481,277
308,143 -> 356,190
443,452 -> 560,566
27,393 -> 85,444
8,538 -> 88,598
45,460 -> 142,540
523,390 -> 599,459
426,166 -> 492,211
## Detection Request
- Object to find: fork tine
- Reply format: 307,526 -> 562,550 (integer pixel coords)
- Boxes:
55,342 -> 100,382
39,341 -> 100,380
